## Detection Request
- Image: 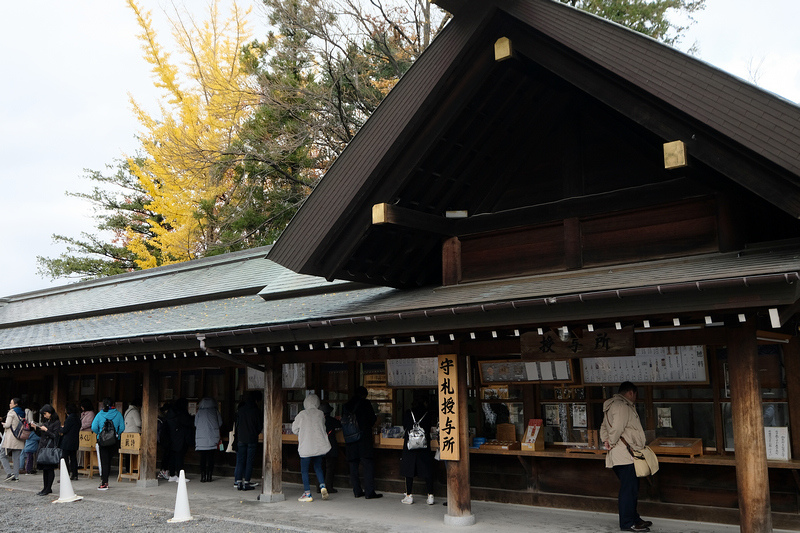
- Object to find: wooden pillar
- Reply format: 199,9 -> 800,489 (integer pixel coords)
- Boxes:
784,338 -> 800,460
259,357 -> 285,502
444,353 -> 475,526
442,237 -> 461,286
52,369 -> 67,420
727,319 -> 772,533
138,362 -> 159,487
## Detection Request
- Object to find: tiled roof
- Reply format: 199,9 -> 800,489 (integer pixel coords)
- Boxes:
2,245 -> 798,354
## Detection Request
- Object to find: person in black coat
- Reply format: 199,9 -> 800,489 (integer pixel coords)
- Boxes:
32,404 -> 60,496
317,401 -> 342,494
59,403 -> 81,480
400,398 -> 435,505
166,398 -> 194,481
343,386 -> 382,499
234,391 -> 263,490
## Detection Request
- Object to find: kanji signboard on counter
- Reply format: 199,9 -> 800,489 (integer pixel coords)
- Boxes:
438,354 -> 460,461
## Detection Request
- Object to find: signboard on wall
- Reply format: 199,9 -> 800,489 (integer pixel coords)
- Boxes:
387,357 -> 438,387
437,354 -> 460,461
582,345 -> 707,384
521,327 -> 634,360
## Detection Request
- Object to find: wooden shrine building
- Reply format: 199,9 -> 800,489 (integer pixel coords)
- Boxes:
2,1 -> 800,531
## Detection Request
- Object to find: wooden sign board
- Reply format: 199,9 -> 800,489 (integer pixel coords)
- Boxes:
120,432 -> 141,451
79,430 -> 96,449
521,327 -> 634,360
437,354 -> 460,461
479,359 -> 574,384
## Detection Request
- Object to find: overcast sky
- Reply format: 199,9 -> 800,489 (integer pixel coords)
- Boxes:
1,0 -> 798,298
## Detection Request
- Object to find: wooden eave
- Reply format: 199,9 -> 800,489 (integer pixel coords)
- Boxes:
267,0 -> 800,290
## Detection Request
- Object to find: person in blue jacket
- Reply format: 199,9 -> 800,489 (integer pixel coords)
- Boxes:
91,398 -> 124,491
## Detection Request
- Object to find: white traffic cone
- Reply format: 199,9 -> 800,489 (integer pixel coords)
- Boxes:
54,458 -> 83,503
167,470 -> 193,523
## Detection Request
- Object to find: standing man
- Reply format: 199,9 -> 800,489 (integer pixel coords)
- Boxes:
343,386 -> 382,499
601,382 -> 652,533
234,391 -> 263,491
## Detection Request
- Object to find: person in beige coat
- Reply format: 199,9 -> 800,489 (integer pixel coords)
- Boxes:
1,398 -> 26,482
600,382 -> 652,533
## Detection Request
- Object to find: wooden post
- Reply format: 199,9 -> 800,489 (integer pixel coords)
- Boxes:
784,338 -> 800,460
138,362 -> 159,487
727,319 -> 772,533
259,356 -> 285,502
444,353 -> 475,526
53,369 -> 67,420
442,236 -> 461,286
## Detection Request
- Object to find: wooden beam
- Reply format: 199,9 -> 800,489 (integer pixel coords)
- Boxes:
444,353 -> 475,525
53,370 -> 67,421
372,203 -> 457,236
727,319 -> 772,533
139,362 -> 159,487
199,340 -> 264,371
259,356 -> 285,502
442,236 -> 462,286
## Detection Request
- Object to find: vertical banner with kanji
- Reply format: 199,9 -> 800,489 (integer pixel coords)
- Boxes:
438,354 -> 460,461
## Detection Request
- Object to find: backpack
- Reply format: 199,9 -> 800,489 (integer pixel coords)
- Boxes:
406,412 -> 427,450
11,413 -> 31,441
341,402 -> 361,443
98,418 -> 117,447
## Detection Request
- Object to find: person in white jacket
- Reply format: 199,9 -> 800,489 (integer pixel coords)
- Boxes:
124,399 -> 142,434
600,382 -> 652,533
194,397 -> 222,482
291,393 -> 331,502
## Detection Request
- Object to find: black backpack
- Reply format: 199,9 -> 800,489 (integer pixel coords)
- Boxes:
341,402 -> 361,443
98,418 -> 117,446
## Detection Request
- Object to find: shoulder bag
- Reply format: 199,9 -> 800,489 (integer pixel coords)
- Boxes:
406,412 -> 427,450
620,436 -> 659,477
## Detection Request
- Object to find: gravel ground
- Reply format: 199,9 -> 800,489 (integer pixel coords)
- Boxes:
0,488 -> 314,533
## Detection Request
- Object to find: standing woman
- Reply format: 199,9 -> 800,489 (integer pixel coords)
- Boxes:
59,403 -> 81,480
77,399 -> 95,469
194,398 -> 222,482
400,398 -> 436,505
32,404 -> 60,496
291,393 -> 330,502
91,398 -> 125,491
166,398 -> 194,481
1,397 -> 25,482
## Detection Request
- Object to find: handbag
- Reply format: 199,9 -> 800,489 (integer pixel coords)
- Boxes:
621,436 -> 659,477
406,412 -> 427,450
226,424 -> 236,453
37,437 -> 62,466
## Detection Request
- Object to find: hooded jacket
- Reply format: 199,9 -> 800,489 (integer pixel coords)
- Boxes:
91,407 -> 125,443
194,398 -> 223,451
2,406 -> 27,450
291,394 -> 331,458
600,393 -> 645,468
124,405 -> 142,433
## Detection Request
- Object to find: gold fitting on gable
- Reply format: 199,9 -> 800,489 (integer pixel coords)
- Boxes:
494,37 -> 513,61
663,140 -> 687,169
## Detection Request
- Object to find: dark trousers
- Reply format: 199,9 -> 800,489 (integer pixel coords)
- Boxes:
199,450 -> 215,477
42,466 -> 55,493
63,450 -> 78,478
234,442 -> 258,482
99,444 -> 115,484
348,456 -> 375,496
613,463 -> 641,529
324,454 -> 338,490
170,445 -> 188,477
405,475 -> 434,495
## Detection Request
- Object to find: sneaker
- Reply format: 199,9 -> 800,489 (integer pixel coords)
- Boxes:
624,525 -> 649,532
234,480 -> 241,488
635,520 -> 653,529
298,491 -> 313,502
321,487 -> 329,500
158,470 -> 169,480
168,476 -> 179,482
3,474 -> 13,482
245,481 -> 258,487
426,494 -> 435,505
98,483 -> 109,491
401,494 -> 413,504
11,477 -> 19,482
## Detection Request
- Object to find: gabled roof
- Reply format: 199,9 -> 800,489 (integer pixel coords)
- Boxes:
267,0 -> 800,289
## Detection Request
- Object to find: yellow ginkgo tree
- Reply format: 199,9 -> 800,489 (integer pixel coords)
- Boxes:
125,0 -> 257,269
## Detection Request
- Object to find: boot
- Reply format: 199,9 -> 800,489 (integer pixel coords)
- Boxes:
200,472 -> 207,483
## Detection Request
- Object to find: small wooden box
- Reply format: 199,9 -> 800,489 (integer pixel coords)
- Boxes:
380,436 -> 404,448
79,430 -> 96,450
648,437 -> 702,457
120,432 -> 140,451
496,423 -> 517,442
521,439 -> 544,451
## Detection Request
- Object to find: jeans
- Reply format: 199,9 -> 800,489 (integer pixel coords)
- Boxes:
300,455 -> 325,492
0,449 -> 21,478
234,442 -> 258,482
613,463 -> 641,529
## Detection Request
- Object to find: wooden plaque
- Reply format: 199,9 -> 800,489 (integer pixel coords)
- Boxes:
521,327 -> 634,360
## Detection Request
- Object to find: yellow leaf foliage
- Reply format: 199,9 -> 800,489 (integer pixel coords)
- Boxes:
125,0 -> 256,268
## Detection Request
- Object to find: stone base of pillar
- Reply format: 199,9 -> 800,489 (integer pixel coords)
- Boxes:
136,478 -> 159,488
444,513 -> 476,526
257,492 -> 286,503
